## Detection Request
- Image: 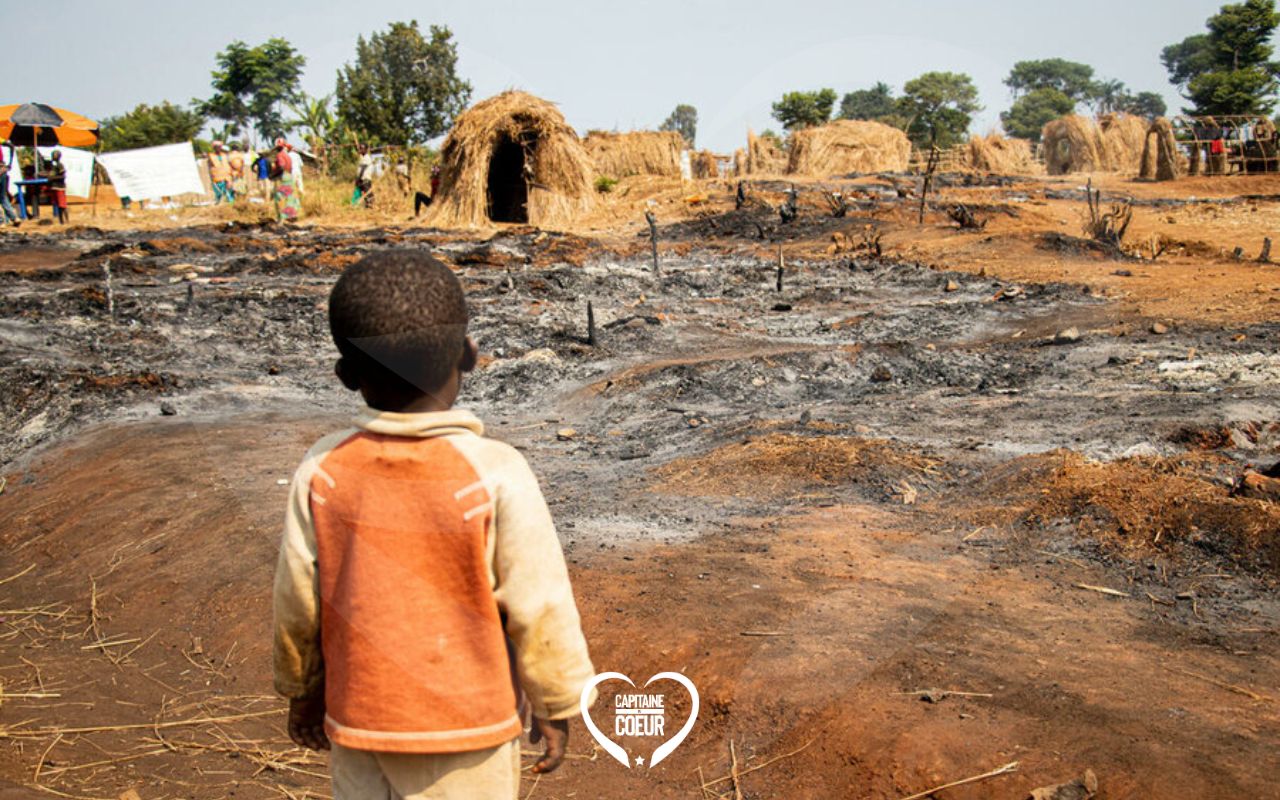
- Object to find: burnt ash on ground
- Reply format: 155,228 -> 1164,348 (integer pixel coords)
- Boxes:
2,222 -> 1278,585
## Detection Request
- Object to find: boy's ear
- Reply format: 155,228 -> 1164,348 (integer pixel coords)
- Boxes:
334,358 -> 361,391
459,337 -> 478,373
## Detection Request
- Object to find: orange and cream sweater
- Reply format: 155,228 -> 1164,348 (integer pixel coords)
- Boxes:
272,408 -> 596,754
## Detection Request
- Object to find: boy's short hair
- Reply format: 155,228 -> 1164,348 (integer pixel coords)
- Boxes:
328,250 -> 468,395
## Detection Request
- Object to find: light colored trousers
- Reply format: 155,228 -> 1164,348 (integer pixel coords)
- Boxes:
330,738 -> 521,800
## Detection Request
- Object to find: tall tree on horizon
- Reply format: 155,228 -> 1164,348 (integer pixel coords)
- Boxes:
198,39 -> 305,145
1162,0 -> 1280,115
660,104 -> 698,146
335,21 -> 471,149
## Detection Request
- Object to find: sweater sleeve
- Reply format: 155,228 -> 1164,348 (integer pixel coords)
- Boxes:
272,431 -> 354,699
489,447 -> 596,719
272,460 -> 324,699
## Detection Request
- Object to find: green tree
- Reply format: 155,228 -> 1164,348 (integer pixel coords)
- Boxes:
839,82 -> 898,121
899,72 -> 981,147
99,102 -> 206,152
1005,59 -> 1097,102
659,104 -> 698,146
1000,88 -> 1076,141
771,88 -> 837,130
335,21 -> 471,148
288,93 -> 335,146
1162,0 -> 1280,115
198,38 -> 306,143
1119,91 -> 1168,118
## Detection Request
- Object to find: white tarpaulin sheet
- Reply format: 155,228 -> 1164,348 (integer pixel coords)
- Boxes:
36,146 -> 95,198
98,142 -> 207,201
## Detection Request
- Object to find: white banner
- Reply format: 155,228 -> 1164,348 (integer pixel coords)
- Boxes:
36,146 -> 95,198
98,142 -> 207,201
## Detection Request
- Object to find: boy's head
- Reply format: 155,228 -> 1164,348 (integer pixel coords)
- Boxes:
328,250 -> 476,412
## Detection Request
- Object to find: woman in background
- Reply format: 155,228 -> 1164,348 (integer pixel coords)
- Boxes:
269,138 -> 301,223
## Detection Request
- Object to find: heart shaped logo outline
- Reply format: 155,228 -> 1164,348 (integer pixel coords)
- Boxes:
579,671 -> 700,769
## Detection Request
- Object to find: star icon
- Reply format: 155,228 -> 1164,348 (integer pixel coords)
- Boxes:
634,755 -> 645,766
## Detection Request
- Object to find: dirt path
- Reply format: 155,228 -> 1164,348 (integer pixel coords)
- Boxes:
1,416 -> 1276,798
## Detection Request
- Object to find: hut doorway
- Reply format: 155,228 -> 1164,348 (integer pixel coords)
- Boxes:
487,133 -> 530,223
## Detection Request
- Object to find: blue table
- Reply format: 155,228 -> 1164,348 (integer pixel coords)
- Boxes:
14,178 -> 47,220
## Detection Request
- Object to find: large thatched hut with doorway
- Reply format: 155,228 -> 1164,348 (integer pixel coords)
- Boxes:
423,91 -> 596,228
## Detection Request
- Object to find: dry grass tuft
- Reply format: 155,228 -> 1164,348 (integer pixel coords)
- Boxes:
744,130 -> 788,175
982,450 -> 1280,572
1042,114 -> 1147,175
786,120 -> 911,176
583,130 -> 684,179
964,133 -> 1039,174
653,432 -> 939,499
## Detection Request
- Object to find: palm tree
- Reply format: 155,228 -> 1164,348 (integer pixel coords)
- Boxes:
287,93 -> 334,170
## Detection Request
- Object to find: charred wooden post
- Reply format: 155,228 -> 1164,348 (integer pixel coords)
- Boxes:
587,300 -> 597,346
779,185 -> 798,224
918,145 -> 940,224
1260,238 -> 1272,263
645,210 -> 660,275
776,244 -> 785,292
735,181 -> 747,210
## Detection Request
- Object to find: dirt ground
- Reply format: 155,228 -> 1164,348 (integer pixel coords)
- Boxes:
1,168 -> 1278,799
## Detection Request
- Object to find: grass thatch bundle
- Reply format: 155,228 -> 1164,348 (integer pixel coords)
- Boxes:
731,148 -> 747,177
1139,117 -> 1183,181
583,130 -> 683,178
691,150 -> 719,179
422,91 -> 596,229
785,120 -> 911,176
1042,113 -> 1147,175
745,130 -> 788,175
1098,113 -> 1146,171
964,133 -> 1037,174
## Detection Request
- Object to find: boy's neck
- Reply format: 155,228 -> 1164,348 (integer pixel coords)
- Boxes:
363,378 -> 460,415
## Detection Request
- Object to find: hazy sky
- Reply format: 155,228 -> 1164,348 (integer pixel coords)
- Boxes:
14,0 -> 1236,152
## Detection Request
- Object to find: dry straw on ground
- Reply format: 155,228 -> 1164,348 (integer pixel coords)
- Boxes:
786,120 -> 911,176
583,130 -> 684,178
423,91 -> 596,229
1042,113 -> 1147,175
977,450 -> 1280,573
964,133 -> 1038,174
653,432 -> 938,498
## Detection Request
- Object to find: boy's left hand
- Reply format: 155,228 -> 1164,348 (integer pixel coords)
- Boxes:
288,695 -> 330,751
529,716 -> 569,773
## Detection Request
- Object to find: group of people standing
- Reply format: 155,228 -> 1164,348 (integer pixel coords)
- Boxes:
207,138 -> 303,222
0,143 -> 71,227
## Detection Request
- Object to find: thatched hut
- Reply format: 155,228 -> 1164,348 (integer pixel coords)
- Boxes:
786,120 -> 911,176
583,130 -> 683,178
1042,113 -> 1146,175
745,130 -> 788,174
690,150 -> 720,179
1139,117 -> 1183,182
423,91 -> 596,228
964,133 -> 1037,174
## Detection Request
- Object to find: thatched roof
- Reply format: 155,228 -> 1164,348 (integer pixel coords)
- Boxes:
422,91 -> 596,229
1042,114 -> 1147,175
583,130 -> 683,178
964,133 -> 1037,174
786,120 -> 911,176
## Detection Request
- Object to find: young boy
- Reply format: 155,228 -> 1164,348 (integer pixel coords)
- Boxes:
273,250 -> 596,799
